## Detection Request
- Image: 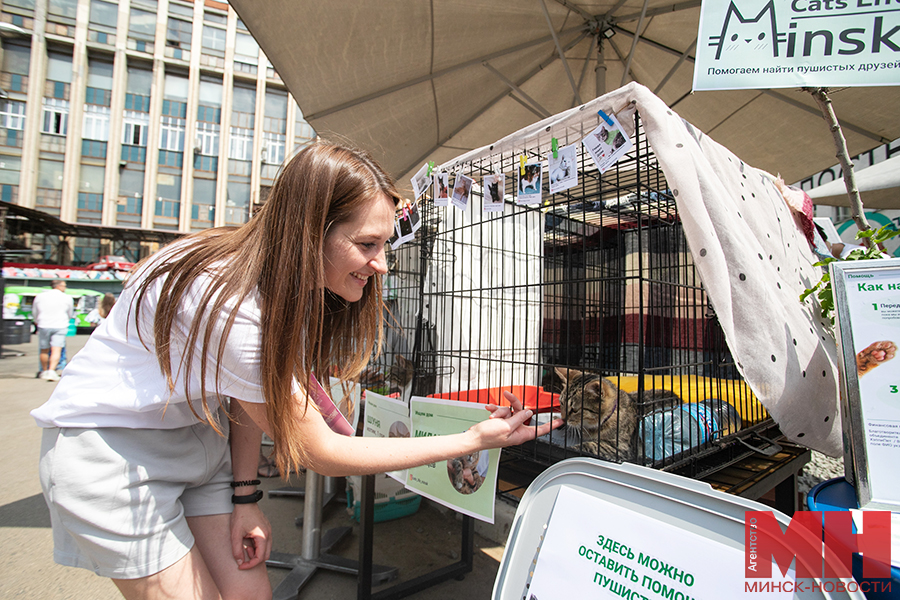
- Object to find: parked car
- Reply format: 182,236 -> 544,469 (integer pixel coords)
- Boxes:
86,255 -> 135,272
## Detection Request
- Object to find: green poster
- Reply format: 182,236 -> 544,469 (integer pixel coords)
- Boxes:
407,396 -> 500,523
362,390 -> 411,483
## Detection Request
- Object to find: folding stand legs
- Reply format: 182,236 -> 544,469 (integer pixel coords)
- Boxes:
266,472 -> 399,600
357,474 -> 475,600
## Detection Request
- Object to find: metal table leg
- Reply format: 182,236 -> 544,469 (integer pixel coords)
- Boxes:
266,471 -> 399,600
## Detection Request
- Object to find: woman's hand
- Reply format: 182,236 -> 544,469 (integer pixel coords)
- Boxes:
230,503 -> 272,570
475,391 -> 563,448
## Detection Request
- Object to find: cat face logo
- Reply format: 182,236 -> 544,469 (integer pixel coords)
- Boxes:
708,1 -> 785,60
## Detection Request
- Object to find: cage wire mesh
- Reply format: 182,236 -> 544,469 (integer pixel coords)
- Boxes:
371,112 -> 773,486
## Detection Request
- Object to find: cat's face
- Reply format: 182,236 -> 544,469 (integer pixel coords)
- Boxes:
386,354 -> 414,388
555,368 -> 618,431
709,3 -> 780,59
448,452 -> 481,492
721,26 -> 769,56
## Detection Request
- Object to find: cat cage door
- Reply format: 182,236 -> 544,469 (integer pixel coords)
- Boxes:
422,183 -> 544,394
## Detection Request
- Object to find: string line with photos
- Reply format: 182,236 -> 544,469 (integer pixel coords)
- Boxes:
397,106 -> 635,248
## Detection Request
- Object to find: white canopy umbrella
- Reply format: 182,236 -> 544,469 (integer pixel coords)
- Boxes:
806,155 -> 900,210
230,1 -> 900,203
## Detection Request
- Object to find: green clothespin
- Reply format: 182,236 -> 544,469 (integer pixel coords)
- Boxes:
551,138 -> 558,159
519,155 -> 526,176
427,161 -> 435,177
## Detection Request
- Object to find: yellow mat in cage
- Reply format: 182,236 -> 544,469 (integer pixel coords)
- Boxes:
612,375 -> 768,425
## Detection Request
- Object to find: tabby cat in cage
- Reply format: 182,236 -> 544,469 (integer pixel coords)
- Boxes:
386,355 -> 415,395
555,368 -> 638,462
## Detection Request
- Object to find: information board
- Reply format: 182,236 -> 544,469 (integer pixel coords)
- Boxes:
831,257 -> 900,511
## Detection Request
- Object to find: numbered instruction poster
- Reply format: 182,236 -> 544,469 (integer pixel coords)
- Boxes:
406,397 -> 500,523
837,263 -> 900,508
527,486 -> 791,599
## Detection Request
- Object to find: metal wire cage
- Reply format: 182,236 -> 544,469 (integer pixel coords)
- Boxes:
374,113 -> 774,482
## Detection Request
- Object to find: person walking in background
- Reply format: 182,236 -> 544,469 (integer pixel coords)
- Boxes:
32,279 -> 74,382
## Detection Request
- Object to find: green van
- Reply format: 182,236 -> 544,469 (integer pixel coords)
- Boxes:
3,285 -> 106,333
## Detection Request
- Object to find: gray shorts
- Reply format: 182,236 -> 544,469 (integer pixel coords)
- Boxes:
39,415 -> 233,579
38,327 -> 67,350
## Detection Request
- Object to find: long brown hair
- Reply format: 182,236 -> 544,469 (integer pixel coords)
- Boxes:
130,142 -> 401,474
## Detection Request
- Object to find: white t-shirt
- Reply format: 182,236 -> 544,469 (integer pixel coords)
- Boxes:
31,242 -> 266,430
32,288 -> 75,330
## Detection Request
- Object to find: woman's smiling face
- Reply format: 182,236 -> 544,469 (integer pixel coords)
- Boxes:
323,193 -> 395,302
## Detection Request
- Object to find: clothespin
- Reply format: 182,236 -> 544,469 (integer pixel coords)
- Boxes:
551,138 -> 558,159
519,155 -> 526,176
597,109 -> 614,126
427,161 -> 435,177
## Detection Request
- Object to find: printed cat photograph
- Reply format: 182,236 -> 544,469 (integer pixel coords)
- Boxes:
856,340 -> 896,376
446,450 -> 488,495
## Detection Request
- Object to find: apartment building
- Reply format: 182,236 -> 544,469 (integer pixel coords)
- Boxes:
0,0 -> 315,262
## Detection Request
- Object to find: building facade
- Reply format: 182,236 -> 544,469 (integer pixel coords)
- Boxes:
0,0 -> 315,263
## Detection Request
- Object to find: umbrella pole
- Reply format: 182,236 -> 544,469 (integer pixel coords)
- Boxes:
806,87 -> 874,248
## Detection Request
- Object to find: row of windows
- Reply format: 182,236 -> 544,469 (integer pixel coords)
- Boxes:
6,4 -> 251,72
8,99 -> 287,163
15,171 -> 260,227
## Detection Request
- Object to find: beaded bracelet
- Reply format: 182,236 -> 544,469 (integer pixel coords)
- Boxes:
230,479 -> 261,488
232,490 -> 264,504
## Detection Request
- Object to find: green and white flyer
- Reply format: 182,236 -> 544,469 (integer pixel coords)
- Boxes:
837,263 -> 900,509
362,391 -> 412,483
407,396 -> 500,523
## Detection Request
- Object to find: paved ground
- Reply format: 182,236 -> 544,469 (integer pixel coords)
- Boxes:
0,333 -> 505,600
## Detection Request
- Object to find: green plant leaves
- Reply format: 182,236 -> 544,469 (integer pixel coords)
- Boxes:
800,225 -> 898,325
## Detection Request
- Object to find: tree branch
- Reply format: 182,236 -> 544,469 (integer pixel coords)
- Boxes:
807,87 -> 873,247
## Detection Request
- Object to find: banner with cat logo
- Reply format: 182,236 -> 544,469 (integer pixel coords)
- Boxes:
694,0 -> 900,90
405,396 -> 501,523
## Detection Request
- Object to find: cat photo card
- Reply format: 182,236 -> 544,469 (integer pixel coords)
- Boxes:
517,162 -> 543,205
391,205 -> 418,249
405,396 -> 501,523
362,390 -> 411,483
451,173 -> 473,211
433,171 -> 450,207
547,144 -> 578,195
482,173 -> 505,213
407,201 -> 421,234
410,162 -> 431,200
582,113 -> 633,175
